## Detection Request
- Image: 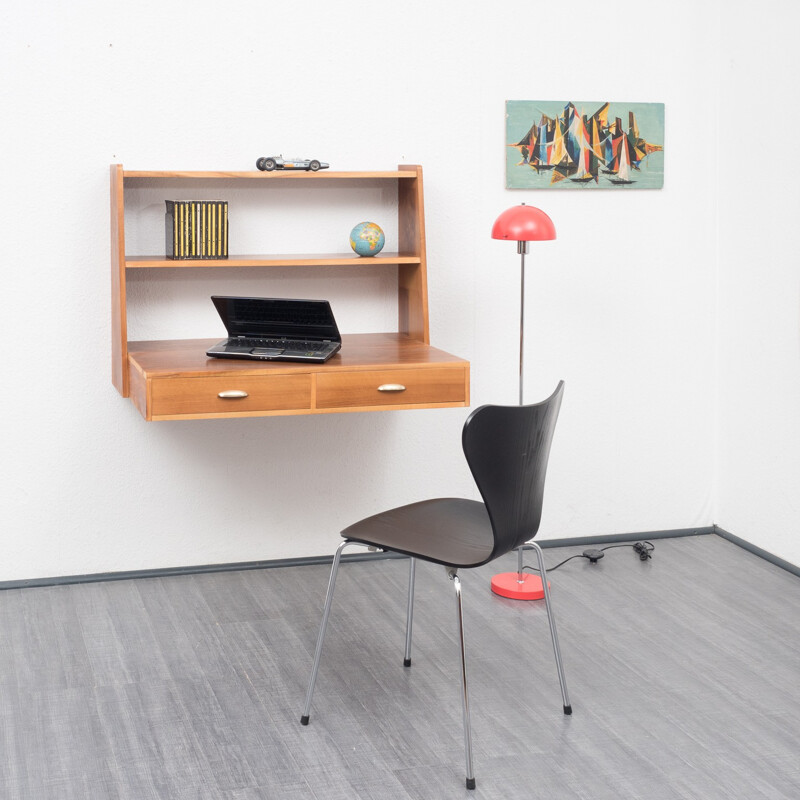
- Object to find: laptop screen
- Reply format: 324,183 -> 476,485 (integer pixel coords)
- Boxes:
211,296 -> 341,342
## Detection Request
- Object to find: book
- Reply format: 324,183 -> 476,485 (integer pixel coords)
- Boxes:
165,200 -> 228,259
165,200 -> 178,258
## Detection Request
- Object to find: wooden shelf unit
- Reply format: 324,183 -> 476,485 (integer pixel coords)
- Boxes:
110,164 -> 469,421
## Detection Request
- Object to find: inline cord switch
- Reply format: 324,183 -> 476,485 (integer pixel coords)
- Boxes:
633,541 -> 654,561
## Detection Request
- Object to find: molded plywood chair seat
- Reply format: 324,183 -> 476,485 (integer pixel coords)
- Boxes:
300,381 -> 571,790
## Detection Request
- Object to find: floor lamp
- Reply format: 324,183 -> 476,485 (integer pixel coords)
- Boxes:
490,203 -> 556,600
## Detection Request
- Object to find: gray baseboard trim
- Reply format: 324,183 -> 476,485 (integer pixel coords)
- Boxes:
0,527 -> 713,592
537,526 -> 714,549
0,551 -> 407,592
713,525 -> 800,579
5,526 -> 796,590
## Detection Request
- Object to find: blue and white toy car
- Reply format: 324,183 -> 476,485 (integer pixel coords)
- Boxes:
256,155 -> 329,172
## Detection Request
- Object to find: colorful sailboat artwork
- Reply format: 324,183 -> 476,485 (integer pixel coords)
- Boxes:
610,133 -> 634,185
506,101 -> 664,190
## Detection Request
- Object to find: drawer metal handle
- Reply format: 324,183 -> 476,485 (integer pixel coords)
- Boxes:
378,383 -> 407,393
218,390 -> 249,399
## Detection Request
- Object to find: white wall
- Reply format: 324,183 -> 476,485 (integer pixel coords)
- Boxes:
717,2 -> 800,566
1,0 -> 723,581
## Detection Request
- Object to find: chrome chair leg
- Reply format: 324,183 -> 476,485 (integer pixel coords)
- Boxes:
404,557 -> 416,667
528,540 -> 572,714
301,540 -> 351,725
449,568 -> 476,790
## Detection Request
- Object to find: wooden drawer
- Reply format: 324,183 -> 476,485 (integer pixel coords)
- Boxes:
316,367 -> 467,410
149,374 -> 312,418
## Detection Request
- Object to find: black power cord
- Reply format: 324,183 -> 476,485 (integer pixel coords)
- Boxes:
522,541 -> 655,574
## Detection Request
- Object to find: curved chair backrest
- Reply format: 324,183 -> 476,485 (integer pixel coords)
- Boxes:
462,381 -> 564,563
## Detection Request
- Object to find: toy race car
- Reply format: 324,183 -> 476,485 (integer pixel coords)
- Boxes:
255,155 -> 329,172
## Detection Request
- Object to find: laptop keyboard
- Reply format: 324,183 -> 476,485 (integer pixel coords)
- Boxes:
234,337 -> 331,351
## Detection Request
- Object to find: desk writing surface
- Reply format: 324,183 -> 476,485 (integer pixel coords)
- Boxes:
127,333 -> 464,376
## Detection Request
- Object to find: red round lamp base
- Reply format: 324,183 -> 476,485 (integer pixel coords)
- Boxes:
491,572 -> 549,600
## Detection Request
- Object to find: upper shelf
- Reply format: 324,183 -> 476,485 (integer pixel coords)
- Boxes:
121,167 -> 422,269
122,169 -> 417,181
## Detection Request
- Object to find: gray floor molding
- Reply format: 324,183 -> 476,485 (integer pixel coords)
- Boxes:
0,527 -> 716,591
0,551 -> 407,591
714,525 -> 800,578
536,525 -> 715,549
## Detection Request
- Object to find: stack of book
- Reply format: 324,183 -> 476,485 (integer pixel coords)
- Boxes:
165,200 -> 229,259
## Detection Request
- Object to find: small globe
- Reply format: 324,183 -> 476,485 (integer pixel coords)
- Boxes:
349,221 -> 385,257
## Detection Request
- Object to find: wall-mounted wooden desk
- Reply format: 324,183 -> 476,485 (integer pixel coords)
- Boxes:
112,165 -> 469,421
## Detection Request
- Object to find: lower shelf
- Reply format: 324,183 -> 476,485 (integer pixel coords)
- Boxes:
125,333 -> 470,421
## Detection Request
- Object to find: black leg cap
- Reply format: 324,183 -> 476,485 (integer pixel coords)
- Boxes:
300,715 -> 310,726
564,704 -> 572,715
466,777 -> 476,790
403,658 -> 412,667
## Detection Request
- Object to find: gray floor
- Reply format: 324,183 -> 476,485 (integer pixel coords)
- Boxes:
1,534 -> 800,799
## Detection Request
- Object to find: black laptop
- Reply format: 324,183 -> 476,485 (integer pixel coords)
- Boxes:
206,296 -> 342,363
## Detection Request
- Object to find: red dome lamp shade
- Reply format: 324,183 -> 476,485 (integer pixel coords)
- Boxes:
491,203 -> 556,243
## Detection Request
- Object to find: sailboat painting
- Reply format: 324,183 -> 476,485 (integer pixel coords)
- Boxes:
506,101 -> 664,190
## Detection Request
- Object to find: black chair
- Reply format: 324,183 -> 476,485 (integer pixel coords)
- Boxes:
300,381 -> 571,790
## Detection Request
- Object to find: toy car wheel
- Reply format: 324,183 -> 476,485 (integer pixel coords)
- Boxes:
256,157 -> 266,171
263,158 -> 277,171
309,160 -> 321,171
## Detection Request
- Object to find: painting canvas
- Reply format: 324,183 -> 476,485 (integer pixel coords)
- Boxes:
505,100 -> 664,189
